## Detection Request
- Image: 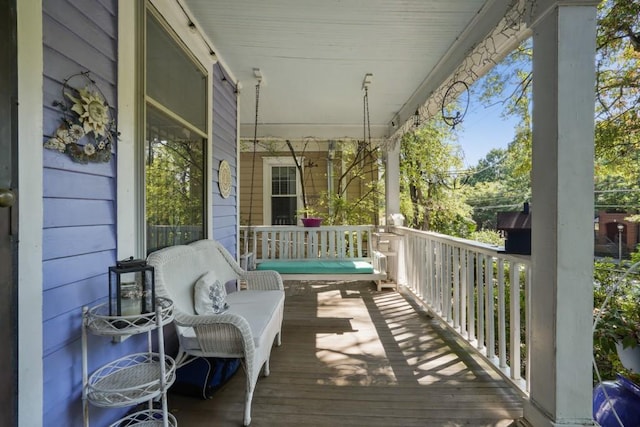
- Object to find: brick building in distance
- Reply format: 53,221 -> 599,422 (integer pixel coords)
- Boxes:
595,211 -> 640,258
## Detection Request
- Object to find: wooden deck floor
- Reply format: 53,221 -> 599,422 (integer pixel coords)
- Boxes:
168,281 -> 523,426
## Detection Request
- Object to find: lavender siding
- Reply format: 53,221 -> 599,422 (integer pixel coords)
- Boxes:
212,65 -> 238,255
42,1 -> 146,425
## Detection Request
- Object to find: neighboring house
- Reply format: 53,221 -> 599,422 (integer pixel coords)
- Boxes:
239,140 -> 380,226
595,211 -> 640,256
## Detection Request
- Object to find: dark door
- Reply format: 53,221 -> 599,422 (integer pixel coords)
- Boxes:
0,0 -> 19,425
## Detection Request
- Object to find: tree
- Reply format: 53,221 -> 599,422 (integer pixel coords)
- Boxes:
465,1 -> 640,223
399,119 -> 475,236
146,137 -> 205,248
320,140 -> 382,226
594,0 -> 640,172
273,138 -> 382,226
464,148 -> 508,185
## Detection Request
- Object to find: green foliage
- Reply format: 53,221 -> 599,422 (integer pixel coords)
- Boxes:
310,140 -> 382,226
463,2 -> 640,226
464,148 -> 508,185
469,229 -> 504,246
146,139 -> 204,228
461,43 -> 533,230
464,142 -> 531,230
399,119 -> 475,236
593,256 -> 640,381
594,0 -> 640,172
279,138 -> 382,226
594,165 -> 640,214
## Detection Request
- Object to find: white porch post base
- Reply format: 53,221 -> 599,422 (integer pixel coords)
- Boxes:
522,400 -> 596,427
526,0 -> 599,426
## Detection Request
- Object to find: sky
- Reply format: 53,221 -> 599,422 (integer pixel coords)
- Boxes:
454,94 -> 520,169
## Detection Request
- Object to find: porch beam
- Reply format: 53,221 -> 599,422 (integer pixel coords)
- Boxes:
526,1 -> 598,426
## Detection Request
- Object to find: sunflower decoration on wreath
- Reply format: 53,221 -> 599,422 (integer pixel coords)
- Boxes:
44,71 -> 116,163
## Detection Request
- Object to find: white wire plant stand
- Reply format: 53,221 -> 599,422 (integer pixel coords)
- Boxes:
82,297 -> 177,427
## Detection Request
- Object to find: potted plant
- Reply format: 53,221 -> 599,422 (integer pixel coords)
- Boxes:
592,260 -> 640,425
594,262 -> 640,374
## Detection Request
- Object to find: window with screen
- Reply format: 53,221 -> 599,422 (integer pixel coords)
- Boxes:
145,9 -> 207,253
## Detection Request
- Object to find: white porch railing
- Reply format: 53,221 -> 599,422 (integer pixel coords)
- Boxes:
240,225 -> 375,268
239,223 -> 530,394
390,226 -> 530,395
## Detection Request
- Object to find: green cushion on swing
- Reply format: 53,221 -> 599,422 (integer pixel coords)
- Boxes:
256,260 -> 375,274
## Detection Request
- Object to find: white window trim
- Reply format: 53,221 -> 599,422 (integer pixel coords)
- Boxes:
117,0 -> 141,258
262,157 -> 303,225
118,0 -> 219,257
17,1 -> 44,424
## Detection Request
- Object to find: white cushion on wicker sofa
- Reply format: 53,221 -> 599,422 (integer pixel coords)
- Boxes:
181,290 -> 284,351
147,239 -> 285,427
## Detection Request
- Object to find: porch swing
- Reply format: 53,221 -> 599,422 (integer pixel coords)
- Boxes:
241,73 -> 388,286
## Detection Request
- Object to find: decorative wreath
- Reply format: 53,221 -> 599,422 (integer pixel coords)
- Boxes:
44,71 -> 116,163
218,160 -> 232,198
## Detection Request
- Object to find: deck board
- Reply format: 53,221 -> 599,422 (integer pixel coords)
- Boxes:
168,281 -> 523,426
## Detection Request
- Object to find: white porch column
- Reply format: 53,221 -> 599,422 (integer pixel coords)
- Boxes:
526,1 -> 598,426
384,141 -> 401,223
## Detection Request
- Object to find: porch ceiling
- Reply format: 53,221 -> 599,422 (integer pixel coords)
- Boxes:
182,0 -> 522,141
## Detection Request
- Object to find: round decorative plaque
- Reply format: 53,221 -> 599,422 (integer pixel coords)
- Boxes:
218,160 -> 232,198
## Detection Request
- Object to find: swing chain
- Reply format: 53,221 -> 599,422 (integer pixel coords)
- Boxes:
247,80 -> 261,236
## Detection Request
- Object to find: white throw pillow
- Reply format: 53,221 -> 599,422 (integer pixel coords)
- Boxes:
194,271 -> 228,315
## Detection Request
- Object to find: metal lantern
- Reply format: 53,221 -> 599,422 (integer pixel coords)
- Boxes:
108,257 -> 155,317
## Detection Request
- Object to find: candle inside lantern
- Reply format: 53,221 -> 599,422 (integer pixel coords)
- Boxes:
120,282 -> 142,316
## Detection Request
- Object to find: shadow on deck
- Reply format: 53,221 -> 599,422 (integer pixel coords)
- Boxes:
168,281 -> 524,426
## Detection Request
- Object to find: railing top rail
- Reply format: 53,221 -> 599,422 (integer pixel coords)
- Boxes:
389,225 -> 530,265
240,225 -> 376,232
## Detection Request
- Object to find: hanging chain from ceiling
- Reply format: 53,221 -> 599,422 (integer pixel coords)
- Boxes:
363,84 -> 379,224
247,78 -> 261,230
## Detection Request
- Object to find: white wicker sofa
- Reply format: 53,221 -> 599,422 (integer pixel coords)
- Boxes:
147,239 -> 285,426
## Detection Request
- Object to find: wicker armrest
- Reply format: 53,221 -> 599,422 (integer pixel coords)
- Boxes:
175,311 -> 256,367
242,270 -> 284,291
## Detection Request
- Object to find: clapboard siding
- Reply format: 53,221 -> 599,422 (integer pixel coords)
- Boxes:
44,199 -> 115,227
42,50 -> 116,106
96,0 -> 116,15
43,225 -> 116,260
43,306 -> 86,355
212,64 -> 238,255
43,335 -> 146,426
43,274 -> 107,321
43,334 -> 145,394
43,167 -> 115,199
212,204 -> 237,217
43,250 -> 114,291
41,1 -> 131,425
43,16 -> 115,81
44,0 -> 116,58
44,147 -> 116,176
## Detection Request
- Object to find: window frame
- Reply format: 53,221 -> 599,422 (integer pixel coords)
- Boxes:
262,156 -> 303,225
143,6 -> 209,254
118,0 -> 215,259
